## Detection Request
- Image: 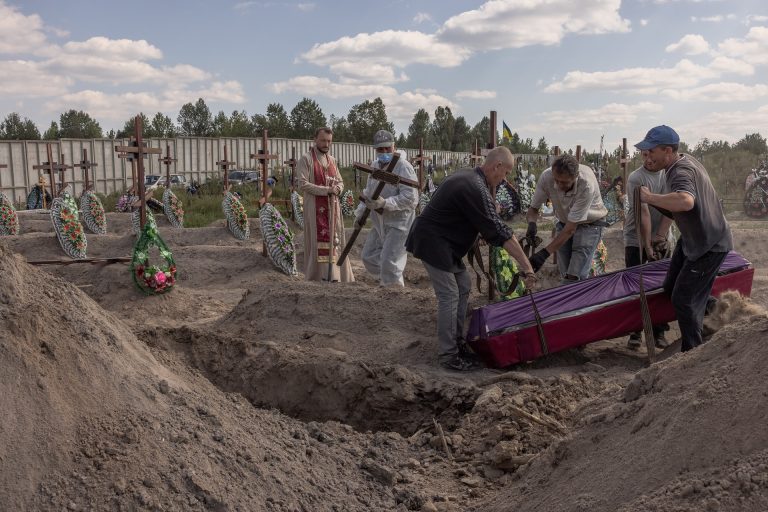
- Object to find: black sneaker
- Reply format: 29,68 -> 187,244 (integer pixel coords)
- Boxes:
457,339 -> 480,361
654,334 -> 670,349
440,355 -> 483,372
627,333 -> 642,350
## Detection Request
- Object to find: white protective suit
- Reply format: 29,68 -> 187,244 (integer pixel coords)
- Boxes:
354,150 -> 419,286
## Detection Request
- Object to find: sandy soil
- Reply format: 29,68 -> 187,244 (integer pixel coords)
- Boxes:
2,209 -> 767,511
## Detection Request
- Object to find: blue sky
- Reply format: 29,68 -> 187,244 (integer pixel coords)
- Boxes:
1,0 -> 766,153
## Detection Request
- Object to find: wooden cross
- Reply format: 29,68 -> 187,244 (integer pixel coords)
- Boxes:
57,152 -> 73,195
620,138 -> 629,185
115,116 -> 161,228
250,130 -> 279,257
575,145 -> 582,162
32,143 -> 59,204
469,139 -> 483,166
159,144 -> 177,189
77,148 -> 98,192
283,146 -> 297,190
487,110 -> 498,301
216,144 -> 236,191
411,137 -> 431,193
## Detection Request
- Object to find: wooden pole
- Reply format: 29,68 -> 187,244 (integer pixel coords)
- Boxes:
621,138 -> 629,185
488,110 -> 497,301
576,145 -> 582,162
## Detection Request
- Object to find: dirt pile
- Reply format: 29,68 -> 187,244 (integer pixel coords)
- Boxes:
479,295 -> 768,512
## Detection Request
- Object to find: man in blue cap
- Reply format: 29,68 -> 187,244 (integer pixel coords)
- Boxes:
636,125 -> 732,352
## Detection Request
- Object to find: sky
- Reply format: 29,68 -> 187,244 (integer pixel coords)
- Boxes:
1,0 -> 767,153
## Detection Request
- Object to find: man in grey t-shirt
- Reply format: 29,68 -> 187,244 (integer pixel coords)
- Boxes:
624,165 -> 674,349
637,125 -> 732,353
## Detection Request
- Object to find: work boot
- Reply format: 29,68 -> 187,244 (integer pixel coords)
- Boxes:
440,354 -> 483,372
457,339 -> 480,361
627,332 -> 642,350
654,334 -> 670,349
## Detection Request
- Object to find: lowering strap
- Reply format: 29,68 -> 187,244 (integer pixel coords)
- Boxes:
527,290 -> 549,356
633,189 -> 656,364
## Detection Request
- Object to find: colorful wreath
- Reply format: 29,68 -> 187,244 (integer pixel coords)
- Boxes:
26,186 -> 48,210
290,190 -> 304,229
0,193 -> 19,236
743,177 -> 768,218
495,183 -> 520,220
340,189 -> 355,217
116,193 -> 138,212
130,222 -> 176,295
515,173 -> 536,211
589,239 -> 608,277
223,191 -> 250,240
490,246 -> 526,301
50,196 -> 87,259
162,188 -> 184,228
132,208 -> 157,235
80,190 -> 107,234
259,203 -> 297,276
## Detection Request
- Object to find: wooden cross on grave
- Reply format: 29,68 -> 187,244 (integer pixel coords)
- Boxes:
57,153 -> 73,195
0,162 -> 7,202
250,130 -> 279,256
32,143 -> 60,206
469,139 -> 484,167
216,144 -> 236,191
77,148 -> 98,192
283,147 -> 297,190
159,144 -> 177,189
411,137 -> 431,195
115,116 -> 161,228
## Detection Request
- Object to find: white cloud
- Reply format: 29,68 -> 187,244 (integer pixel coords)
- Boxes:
665,34 -> 710,54
745,15 -> 768,25
0,59 -> 73,96
662,82 -> 768,102
329,62 -> 408,84
270,75 -> 396,99
676,104 -> 768,144
455,89 -> 497,99
301,30 -> 471,70
297,2 -> 315,12
525,102 -> 663,132
544,59 -> 718,94
708,56 -> 754,76
691,14 -> 737,23
717,26 -> 768,66
437,0 -> 630,51
61,36 -> 162,60
0,1 -> 48,54
640,19 -> 649,26
413,12 -> 432,24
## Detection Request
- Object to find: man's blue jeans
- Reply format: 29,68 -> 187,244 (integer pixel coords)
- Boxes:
555,221 -> 604,283
663,244 -> 727,352
422,261 -> 471,362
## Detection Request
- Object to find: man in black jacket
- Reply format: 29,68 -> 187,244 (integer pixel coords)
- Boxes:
406,147 -> 536,371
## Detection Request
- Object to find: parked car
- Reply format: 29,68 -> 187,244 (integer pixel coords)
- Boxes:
145,175 -> 162,187
149,174 -> 188,189
228,170 -> 260,185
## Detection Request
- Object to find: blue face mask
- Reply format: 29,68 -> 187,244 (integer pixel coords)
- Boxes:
377,152 -> 393,165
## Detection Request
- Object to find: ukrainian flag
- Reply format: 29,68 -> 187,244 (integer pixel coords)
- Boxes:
502,121 -> 513,141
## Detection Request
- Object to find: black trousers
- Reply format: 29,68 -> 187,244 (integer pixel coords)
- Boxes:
663,244 -> 727,352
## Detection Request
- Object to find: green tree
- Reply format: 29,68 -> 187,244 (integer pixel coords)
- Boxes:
290,98 -> 327,140
406,108 -> 430,148
117,112 -> 151,138
177,98 -> 213,136
536,137 -> 549,155
430,106 -> 455,151
451,116 -> 471,152
43,121 -> 60,140
346,97 -> 393,145
396,133 -> 407,148
468,116 -> 489,150
329,114 -> 351,142
734,133 -> 767,155
149,112 -> 176,138
58,109 -> 103,138
253,103 -> 291,138
211,111 -> 229,137
0,112 -> 40,139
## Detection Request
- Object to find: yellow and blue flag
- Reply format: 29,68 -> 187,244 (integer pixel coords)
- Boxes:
502,121 -> 513,141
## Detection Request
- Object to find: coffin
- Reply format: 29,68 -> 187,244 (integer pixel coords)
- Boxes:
467,251 -> 754,368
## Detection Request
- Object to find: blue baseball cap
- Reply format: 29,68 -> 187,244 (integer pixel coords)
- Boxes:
635,125 -> 680,150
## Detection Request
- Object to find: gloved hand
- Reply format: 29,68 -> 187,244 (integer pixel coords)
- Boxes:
365,197 -> 386,211
529,248 -> 550,272
526,221 -> 538,240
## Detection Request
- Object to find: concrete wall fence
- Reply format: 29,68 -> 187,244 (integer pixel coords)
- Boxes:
0,137 -> 484,203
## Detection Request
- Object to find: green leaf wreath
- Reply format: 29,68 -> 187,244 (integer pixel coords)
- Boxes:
340,189 -> 355,217
0,193 -> 19,236
162,188 -> 184,228
259,203 -> 297,276
490,246 -> 526,301
50,196 -> 87,259
222,191 -> 249,240
130,222 -> 176,295
589,239 -> 608,277
132,208 -> 157,235
290,190 -> 304,229
80,190 -> 107,234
